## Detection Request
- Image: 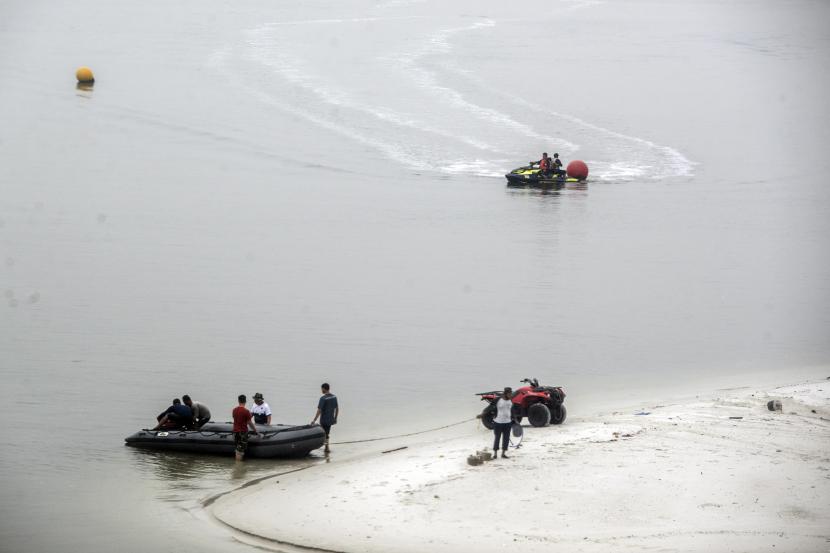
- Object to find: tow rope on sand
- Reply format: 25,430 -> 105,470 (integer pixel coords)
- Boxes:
330,417 -> 478,445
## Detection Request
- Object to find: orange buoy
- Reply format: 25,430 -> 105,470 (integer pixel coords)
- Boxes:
566,160 -> 589,180
75,67 -> 95,83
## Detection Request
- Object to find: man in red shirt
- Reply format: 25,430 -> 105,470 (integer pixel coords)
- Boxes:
232,394 -> 259,461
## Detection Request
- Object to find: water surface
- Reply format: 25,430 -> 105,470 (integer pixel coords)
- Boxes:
1,0 -> 829,550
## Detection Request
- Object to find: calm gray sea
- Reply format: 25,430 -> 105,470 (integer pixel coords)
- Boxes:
1,0 -> 828,550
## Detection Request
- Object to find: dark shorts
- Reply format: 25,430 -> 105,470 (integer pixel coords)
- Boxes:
195,417 -> 210,428
233,431 -> 249,453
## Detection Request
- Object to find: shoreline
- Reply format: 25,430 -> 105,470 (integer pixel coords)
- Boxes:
208,378 -> 830,552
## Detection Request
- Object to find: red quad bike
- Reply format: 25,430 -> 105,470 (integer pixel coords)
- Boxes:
477,378 -> 567,429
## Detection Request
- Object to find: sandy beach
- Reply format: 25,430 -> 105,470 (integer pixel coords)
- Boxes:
210,379 -> 830,552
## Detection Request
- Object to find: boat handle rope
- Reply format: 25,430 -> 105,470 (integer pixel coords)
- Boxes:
141,427 -> 313,439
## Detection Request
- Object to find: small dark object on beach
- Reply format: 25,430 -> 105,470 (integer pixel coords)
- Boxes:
381,446 -> 407,454
729,416 -> 743,420
767,400 -> 782,411
511,423 -> 523,438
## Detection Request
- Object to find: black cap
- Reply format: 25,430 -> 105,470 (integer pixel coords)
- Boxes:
253,392 -> 264,400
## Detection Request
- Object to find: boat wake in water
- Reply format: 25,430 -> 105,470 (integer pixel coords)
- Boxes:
208,2 -> 693,181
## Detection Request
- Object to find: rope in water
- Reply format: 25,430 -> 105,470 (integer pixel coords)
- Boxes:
330,417 -> 479,445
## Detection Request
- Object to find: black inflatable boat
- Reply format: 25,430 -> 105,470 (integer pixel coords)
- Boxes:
124,422 -> 326,458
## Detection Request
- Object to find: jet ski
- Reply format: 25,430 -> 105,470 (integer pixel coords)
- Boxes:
505,163 -> 586,187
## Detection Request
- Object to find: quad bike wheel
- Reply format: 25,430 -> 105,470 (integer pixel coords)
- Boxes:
480,406 -> 496,430
528,403 -> 551,427
550,404 -> 567,425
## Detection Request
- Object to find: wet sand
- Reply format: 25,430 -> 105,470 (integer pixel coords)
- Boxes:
211,379 -> 830,552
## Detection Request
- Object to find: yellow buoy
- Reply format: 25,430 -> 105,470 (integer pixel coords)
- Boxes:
76,67 -> 95,83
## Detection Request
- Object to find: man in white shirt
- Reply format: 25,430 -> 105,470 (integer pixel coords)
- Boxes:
493,387 -> 514,459
251,392 -> 272,425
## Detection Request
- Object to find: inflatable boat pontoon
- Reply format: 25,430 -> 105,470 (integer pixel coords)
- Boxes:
124,422 -> 326,458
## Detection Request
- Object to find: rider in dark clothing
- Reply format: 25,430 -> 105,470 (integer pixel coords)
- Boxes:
552,153 -> 565,177
154,398 -> 193,430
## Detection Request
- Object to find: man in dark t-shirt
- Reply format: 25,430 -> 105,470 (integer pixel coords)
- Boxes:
552,153 -> 565,178
232,394 -> 258,461
154,398 -> 193,430
311,383 -> 339,452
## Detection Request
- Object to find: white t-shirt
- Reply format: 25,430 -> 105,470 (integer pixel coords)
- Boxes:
251,402 -> 272,423
494,398 -> 513,424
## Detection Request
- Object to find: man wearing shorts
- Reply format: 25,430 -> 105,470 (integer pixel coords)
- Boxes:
311,383 -> 338,452
232,394 -> 258,461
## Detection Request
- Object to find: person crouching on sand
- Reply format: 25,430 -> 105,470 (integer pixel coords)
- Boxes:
493,387 -> 514,459
232,394 -> 259,461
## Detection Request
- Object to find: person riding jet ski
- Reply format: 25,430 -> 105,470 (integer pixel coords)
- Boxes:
537,152 -> 552,176
552,153 -> 566,177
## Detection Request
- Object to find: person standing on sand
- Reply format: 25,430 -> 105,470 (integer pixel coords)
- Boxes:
232,394 -> 258,461
311,383 -> 339,452
493,387 -> 514,459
